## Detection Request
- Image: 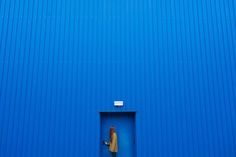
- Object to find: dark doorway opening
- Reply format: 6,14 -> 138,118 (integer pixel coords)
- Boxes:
100,112 -> 136,157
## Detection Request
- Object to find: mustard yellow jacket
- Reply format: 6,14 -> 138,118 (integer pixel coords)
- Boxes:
109,132 -> 118,153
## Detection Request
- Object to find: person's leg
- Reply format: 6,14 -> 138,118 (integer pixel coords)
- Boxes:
111,152 -> 116,157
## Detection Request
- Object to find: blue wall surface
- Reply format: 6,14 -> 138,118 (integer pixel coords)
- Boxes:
0,0 -> 235,156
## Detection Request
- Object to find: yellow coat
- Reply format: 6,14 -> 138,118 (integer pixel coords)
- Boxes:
109,132 -> 118,153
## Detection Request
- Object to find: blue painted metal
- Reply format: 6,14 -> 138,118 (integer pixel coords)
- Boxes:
0,0 -> 235,156
100,112 -> 135,157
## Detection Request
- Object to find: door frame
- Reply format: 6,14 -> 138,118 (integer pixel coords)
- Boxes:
99,111 -> 137,157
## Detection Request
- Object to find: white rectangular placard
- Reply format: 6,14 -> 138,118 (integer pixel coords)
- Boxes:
114,101 -> 123,107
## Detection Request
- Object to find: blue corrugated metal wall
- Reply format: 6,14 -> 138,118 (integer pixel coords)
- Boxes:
0,0 -> 235,156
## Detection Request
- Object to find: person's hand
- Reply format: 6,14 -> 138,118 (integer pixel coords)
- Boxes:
103,140 -> 110,146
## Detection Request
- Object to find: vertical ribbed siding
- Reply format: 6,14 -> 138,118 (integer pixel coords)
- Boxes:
0,0 -> 235,156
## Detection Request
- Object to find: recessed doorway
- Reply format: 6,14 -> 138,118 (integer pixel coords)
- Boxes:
100,112 -> 136,157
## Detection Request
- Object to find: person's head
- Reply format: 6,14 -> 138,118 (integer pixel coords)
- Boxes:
109,126 -> 115,138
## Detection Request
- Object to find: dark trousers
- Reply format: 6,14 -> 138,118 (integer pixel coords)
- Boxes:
111,152 -> 116,157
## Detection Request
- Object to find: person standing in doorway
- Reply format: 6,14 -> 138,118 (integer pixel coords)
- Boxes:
109,126 -> 118,157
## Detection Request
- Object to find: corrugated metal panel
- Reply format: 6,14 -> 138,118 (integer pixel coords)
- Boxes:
0,0 -> 235,156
